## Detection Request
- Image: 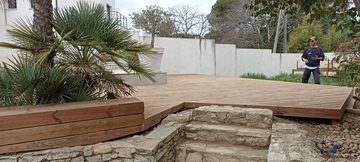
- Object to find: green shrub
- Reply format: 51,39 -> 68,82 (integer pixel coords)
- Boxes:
241,72 -> 355,87
240,73 -> 268,80
0,57 -> 99,107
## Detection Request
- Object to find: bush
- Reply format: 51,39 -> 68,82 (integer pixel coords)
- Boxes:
240,73 -> 268,79
240,73 -> 354,87
0,57 -> 99,107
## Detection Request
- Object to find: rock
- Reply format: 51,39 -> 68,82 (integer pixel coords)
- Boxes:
70,157 -> 84,162
185,152 -> 202,162
83,146 -> 93,156
102,154 -> 112,161
85,155 -> 101,162
288,152 -> 304,161
135,139 -> 162,155
175,150 -> 186,162
115,147 -> 136,158
19,156 -> 45,162
93,143 -> 112,154
0,156 -> 17,162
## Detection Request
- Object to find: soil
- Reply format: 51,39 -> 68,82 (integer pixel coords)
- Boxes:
274,108 -> 360,162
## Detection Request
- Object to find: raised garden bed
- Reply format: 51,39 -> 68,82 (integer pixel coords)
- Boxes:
0,98 -> 144,154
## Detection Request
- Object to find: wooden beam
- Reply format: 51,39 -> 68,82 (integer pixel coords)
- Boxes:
0,126 -> 141,154
0,98 -> 144,131
0,114 -> 144,146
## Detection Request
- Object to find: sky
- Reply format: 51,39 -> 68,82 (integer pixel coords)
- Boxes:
115,0 -> 217,29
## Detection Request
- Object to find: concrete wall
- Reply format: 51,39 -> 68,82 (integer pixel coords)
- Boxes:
0,23 -> 338,78
215,44 -> 237,77
154,37 -> 216,75
150,36 -> 336,78
236,49 -> 334,77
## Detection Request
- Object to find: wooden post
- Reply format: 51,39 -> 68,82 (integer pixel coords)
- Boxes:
297,60 -> 299,68
332,119 -> 339,125
326,59 -> 329,78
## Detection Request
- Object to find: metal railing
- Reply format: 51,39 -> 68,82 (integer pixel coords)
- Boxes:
110,11 -> 128,29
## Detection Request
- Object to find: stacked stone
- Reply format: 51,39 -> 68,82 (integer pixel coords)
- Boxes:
267,122 -> 326,162
175,105 -> 273,162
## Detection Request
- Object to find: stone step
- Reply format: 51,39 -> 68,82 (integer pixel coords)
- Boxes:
175,141 -> 267,162
185,123 -> 271,148
192,106 -> 273,129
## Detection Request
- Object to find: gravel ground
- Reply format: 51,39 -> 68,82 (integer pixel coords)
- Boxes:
275,112 -> 360,162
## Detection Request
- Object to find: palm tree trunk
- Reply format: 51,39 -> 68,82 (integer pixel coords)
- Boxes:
32,0 -> 55,66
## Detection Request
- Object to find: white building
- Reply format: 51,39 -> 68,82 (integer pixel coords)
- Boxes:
0,0 -> 123,26
0,0 -> 128,63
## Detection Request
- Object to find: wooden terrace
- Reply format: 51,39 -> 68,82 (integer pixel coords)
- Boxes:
0,74 -> 353,154
134,74 -> 354,130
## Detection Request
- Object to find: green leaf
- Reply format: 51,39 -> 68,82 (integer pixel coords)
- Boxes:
337,20 -> 344,27
342,25 -> 351,34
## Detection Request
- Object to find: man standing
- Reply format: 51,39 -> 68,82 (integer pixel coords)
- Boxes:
301,36 -> 325,84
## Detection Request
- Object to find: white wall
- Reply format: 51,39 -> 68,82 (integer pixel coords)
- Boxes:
0,25 -> 16,63
154,37 -> 216,75
0,23 -> 339,78
130,31 -> 151,45
236,49 -> 275,76
150,36 -> 337,78
215,44 -> 237,77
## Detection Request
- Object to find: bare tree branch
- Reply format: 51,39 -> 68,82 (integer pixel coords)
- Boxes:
168,4 -> 208,37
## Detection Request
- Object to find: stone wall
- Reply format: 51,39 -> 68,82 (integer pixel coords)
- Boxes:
0,110 -> 193,162
268,122 -> 325,162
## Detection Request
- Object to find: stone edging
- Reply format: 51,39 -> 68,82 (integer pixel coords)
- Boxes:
268,122 -> 325,162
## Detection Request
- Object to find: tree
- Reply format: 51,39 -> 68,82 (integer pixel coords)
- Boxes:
287,17 -> 324,53
130,5 -> 174,47
53,1 -> 155,97
246,0 -> 360,36
247,0 -> 360,97
207,0 -> 280,49
0,0 -> 55,65
208,0 -> 255,48
321,25 -> 349,52
32,0 -> 55,66
0,1 -> 155,100
168,4 -> 209,38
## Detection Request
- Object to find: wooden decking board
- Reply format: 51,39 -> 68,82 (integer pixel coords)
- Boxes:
0,97 -> 142,116
0,125 -> 142,154
132,74 -> 353,129
0,98 -> 144,131
0,114 -> 144,146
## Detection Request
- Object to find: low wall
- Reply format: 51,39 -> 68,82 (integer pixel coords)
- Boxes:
0,98 -> 144,154
0,110 -> 192,162
116,72 -> 167,86
151,36 -> 337,77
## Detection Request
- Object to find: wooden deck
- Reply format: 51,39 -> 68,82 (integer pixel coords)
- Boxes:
0,74 -> 353,154
133,74 -> 354,130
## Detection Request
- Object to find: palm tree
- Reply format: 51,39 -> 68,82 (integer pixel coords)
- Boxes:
0,56 -> 99,107
32,0 -> 55,66
0,1 -> 155,99
53,1 -> 155,97
0,0 -> 55,65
